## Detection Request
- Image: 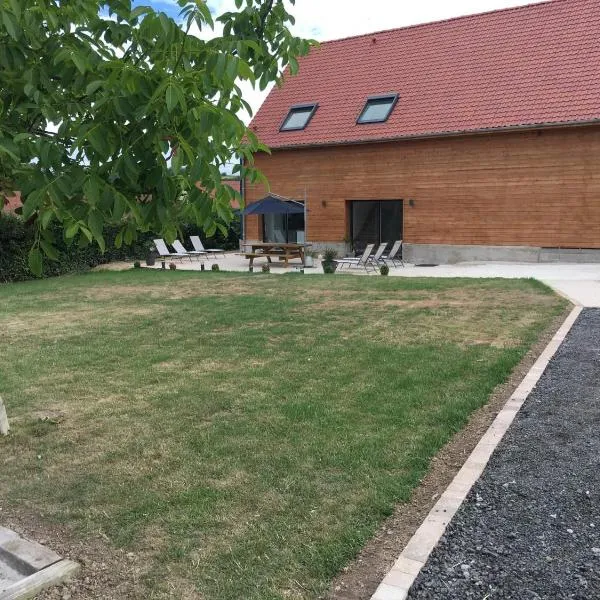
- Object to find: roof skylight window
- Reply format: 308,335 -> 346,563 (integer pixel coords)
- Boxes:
357,94 -> 398,124
280,104 -> 318,131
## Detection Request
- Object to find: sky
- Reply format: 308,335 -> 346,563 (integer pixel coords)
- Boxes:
141,0 -> 547,120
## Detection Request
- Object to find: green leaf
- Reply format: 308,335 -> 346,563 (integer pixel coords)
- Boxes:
165,83 -> 184,113
28,247 -> 43,276
131,5 -> 152,19
85,80 -> 104,95
65,222 -> 79,239
21,190 -> 43,220
39,239 -> 59,261
80,225 -> 93,243
0,137 -> 19,160
9,0 -> 22,20
87,126 -> 110,158
83,177 -> 101,206
87,210 -> 104,247
71,53 -> 87,74
112,193 -> 126,221
40,209 -> 53,229
2,11 -> 19,41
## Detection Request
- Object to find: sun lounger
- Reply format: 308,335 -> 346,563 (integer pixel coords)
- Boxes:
381,240 -> 404,267
334,243 -> 377,272
153,239 -> 192,262
172,239 -> 206,260
190,236 -> 225,257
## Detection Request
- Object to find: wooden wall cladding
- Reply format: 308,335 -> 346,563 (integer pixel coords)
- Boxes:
245,125 -> 600,248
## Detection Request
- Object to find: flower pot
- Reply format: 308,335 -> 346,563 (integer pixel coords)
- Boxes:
304,255 -> 314,268
321,260 -> 337,274
145,253 -> 156,266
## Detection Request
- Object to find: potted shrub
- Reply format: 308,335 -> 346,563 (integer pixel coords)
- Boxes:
304,250 -> 316,268
145,241 -> 157,266
380,264 -> 389,276
262,263 -> 270,273
321,247 -> 338,274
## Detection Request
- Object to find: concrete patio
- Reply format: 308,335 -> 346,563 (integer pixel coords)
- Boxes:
103,253 -> 600,308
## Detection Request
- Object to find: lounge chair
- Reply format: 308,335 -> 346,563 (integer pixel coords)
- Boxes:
382,240 -> 404,267
369,242 -> 388,266
334,243 -> 376,273
190,236 -> 225,258
153,239 -> 192,262
172,239 -> 207,260
338,243 -> 387,269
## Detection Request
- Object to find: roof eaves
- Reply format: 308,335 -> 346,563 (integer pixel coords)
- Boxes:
263,117 -> 600,151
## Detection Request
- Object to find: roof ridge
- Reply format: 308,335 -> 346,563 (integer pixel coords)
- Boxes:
316,0 -> 562,46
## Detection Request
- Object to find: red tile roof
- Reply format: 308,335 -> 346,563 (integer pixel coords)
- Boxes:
2,192 -> 22,213
250,0 -> 600,148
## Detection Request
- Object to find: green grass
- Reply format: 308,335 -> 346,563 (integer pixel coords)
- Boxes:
0,270 -> 566,599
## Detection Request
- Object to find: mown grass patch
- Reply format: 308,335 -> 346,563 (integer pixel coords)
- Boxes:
0,270 -> 565,599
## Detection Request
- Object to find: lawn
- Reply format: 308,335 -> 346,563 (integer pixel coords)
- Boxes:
0,270 -> 565,599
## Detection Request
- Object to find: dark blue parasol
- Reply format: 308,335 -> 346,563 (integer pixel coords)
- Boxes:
243,194 -> 305,215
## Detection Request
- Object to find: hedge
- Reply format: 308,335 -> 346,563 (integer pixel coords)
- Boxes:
0,212 -> 241,283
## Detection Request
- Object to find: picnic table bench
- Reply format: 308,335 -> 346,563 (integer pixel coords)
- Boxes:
238,242 -> 307,268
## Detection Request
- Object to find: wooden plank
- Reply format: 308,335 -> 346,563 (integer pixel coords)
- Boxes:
0,560 -> 80,600
0,396 -> 8,436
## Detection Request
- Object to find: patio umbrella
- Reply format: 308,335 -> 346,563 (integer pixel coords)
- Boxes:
243,194 -> 305,215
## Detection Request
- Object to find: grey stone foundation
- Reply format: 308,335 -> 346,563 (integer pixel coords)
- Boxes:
242,240 -> 600,264
404,243 -> 600,264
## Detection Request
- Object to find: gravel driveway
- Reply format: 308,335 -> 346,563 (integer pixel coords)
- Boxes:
408,308 -> 600,600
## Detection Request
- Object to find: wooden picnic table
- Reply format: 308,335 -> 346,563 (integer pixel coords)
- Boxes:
239,242 -> 308,268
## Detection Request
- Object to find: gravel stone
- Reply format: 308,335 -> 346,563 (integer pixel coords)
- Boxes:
408,308 -> 600,599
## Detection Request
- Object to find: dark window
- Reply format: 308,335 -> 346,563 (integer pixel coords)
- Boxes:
350,200 -> 403,252
280,104 -> 318,131
357,94 -> 398,124
262,208 -> 305,243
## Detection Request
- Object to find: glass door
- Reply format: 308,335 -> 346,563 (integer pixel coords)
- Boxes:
262,210 -> 305,243
350,200 -> 403,252
263,214 -> 287,243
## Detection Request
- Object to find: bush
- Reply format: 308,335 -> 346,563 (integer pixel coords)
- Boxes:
322,247 -> 338,262
133,260 -> 141,269
321,247 -> 338,274
0,212 -> 241,283
261,263 -> 270,273
211,263 -> 220,272
169,262 -> 177,270
380,264 -> 389,276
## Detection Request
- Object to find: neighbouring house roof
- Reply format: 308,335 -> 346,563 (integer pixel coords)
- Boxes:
1,192 -> 22,213
250,0 -> 600,149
